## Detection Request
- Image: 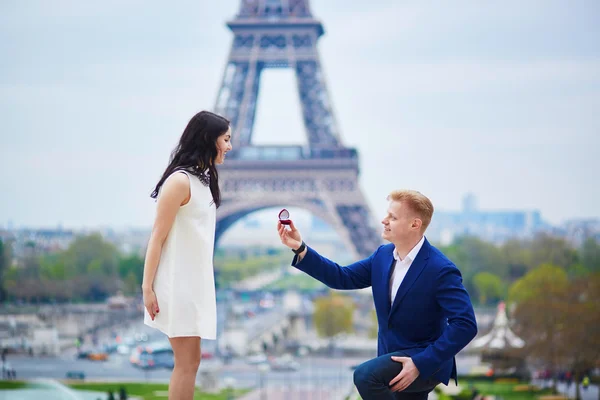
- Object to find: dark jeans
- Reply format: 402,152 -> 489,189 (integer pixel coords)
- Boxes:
353,351 -> 440,400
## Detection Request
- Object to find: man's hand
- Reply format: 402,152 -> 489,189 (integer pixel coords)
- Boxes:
389,356 -> 420,392
277,220 -> 303,250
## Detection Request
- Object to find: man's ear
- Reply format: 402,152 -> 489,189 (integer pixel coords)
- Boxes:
412,218 -> 422,230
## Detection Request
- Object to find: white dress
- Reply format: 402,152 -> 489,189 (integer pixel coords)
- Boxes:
144,170 -> 217,339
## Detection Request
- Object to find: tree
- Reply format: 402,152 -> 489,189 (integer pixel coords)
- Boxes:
369,308 -> 378,339
313,292 -> 355,338
0,239 -> 8,302
124,271 -> 139,295
59,234 -> 121,301
472,272 -> 504,305
559,274 -> 600,400
580,237 -> 600,273
501,239 -> 533,280
508,264 -> 568,305
2,267 -> 18,301
60,234 -> 119,277
443,236 -> 507,294
118,254 -> 144,284
530,233 -> 578,272
509,264 -> 570,392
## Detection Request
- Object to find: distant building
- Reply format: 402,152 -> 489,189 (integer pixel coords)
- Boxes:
427,194 -> 547,245
3,227 -> 75,259
546,218 -> 600,246
0,226 -> 150,263
102,228 -> 150,256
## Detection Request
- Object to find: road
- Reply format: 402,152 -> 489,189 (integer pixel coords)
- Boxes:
8,351 -> 481,389
9,352 -> 359,388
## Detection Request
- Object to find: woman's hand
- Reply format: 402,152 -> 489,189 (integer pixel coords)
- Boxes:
143,288 -> 160,321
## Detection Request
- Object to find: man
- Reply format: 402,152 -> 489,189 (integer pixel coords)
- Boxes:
277,190 -> 477,399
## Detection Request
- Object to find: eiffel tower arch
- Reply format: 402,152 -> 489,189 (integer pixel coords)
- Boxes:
214,0 -> 381,259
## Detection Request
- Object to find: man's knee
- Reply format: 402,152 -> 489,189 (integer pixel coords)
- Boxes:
353,363 -> 366,387
353,361 -> 375,390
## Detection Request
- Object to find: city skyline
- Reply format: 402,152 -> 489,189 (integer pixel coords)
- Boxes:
1,1 -> 598,229
0,193 -> 593,232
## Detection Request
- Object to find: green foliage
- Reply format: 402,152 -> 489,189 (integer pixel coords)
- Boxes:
581,237 -> 600,273
501,239 -> 532,280
369,308 -> 378,339
458,381 -> 554,400
472,272 -> 504,305
5,231 -> 599,307
67,382 -> 249,400
124,271 -> 139,294
0,381 -> 248,400
119,254 -> 144,285
264,272 -> 326,291
439,236 -> 507,295
0,238 -> 8,302
507,263 -> 568,305
60,233 -> 119,278
529,233 -> 578,272
437,233 -> 593,305
313,292 -> 355,338
0,381 -> 27,389
559,273 -> 600,384
4,234 -> 141,302
509,265 -> 600,385
214,248 -> 290,287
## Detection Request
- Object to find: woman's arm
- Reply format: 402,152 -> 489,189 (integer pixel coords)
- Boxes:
142,172 -> 190,319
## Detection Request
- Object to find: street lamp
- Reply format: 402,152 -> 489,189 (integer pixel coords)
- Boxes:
223,377 -> 236,400
257,363 -> 270,400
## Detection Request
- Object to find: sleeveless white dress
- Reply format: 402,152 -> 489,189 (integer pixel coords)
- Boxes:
144,170 -> 217,339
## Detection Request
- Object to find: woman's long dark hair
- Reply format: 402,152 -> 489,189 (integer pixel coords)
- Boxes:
151,111 -> 230,208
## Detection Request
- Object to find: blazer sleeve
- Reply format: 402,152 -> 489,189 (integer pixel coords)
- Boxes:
411,263 -> 478,379
291,245 -> 379,290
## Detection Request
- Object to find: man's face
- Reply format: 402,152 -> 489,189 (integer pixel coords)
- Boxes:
381,201 -> 421,244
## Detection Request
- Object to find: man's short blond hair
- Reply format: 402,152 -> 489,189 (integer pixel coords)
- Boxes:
387,190 -> 434,232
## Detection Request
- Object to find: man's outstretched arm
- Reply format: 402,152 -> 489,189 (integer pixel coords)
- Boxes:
278,220 -> 376,290
293,245 -> 377,290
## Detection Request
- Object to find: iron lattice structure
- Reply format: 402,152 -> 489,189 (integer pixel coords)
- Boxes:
214,0 -> 381,258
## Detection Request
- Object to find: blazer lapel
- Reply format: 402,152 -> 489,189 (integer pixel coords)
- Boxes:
382,250 -> 396,315
388,239 -> 431,318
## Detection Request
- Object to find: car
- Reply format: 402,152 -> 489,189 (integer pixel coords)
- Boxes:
246,353 -> 268,365
138,348 -> 174,369
76,350 -> 91,359
131,341 -> 174,369
269,355 -> 299,371
76,348 -> 108,361
65,371 -> 85,380
87,351 -> 109,361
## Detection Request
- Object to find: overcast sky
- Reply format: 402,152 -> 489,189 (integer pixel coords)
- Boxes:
1,0 -> 598,231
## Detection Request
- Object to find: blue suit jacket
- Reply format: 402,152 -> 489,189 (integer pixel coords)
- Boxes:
292,238 -> 477,385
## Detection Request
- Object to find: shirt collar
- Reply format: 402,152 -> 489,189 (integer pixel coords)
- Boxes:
393,236 -> 425,262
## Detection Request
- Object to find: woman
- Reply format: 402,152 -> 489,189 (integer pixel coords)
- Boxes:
142,110 -> 232,400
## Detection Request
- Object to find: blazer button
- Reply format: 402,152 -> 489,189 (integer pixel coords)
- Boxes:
388,323 -> 392,329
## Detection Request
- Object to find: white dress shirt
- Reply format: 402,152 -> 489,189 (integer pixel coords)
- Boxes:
390,236 -> 425,304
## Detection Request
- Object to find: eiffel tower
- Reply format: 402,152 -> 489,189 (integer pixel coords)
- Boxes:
214,0 -> 381,258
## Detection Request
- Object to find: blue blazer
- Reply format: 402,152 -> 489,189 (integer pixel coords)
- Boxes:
292,238 -> 477,385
